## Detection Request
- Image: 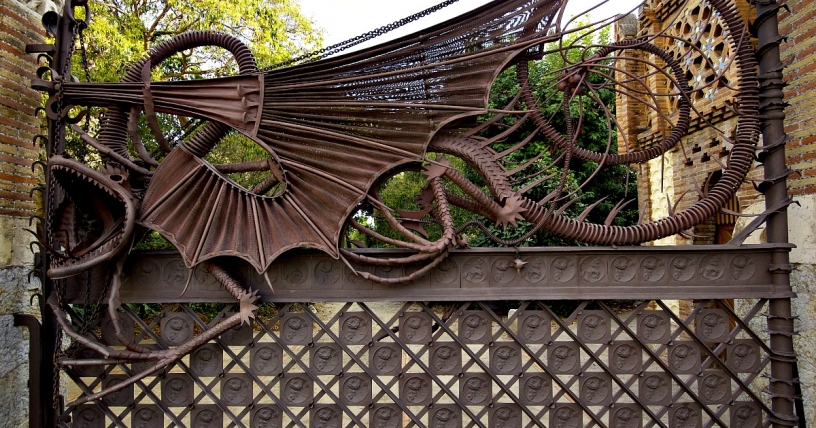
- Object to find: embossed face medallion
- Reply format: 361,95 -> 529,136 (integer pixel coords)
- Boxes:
252,345 -> 282,375
461,374 -> 491,404
283,376 -> 312,405
281,314 -> 312,345
341,375 -> 370,404
610,342 -> 641,374
521,374 -> 552,405
400,313 -> 432,343
132,406 -> 162,428
431,343 -> 461,374
370,406 -> 401,428
401,375 -> 431,405
640,374 -> 671,405
519,312 -> 550,343
459,312 -> 490,342
162,375 -> 193,406
549,342 -> 579,374
610,406 -> 641,428
669,342 -> 700,373
638,311 -> 670,343
491,405 -> 521,428
162,314 -> 192,345
74,406 -> 104,428
697,310 -> 729,342
252,406 -> 281,428
340,313 -> 370,344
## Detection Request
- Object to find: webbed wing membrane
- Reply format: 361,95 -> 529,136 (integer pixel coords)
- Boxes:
99,0 -> 565,273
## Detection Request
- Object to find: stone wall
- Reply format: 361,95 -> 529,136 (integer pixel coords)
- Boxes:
735,196 -> 816,422
0,0 -> 53,426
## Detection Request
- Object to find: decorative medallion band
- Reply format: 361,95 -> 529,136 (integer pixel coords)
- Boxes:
66,245 -> 791,303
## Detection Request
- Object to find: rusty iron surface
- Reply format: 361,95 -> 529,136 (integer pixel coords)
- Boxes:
26,0 -> 800,425
64,245 -> 792,304
61,299 -> 773,427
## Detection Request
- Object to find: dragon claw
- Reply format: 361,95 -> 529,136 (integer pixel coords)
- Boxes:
238,289 -> 260,325
496,194 -> 527,229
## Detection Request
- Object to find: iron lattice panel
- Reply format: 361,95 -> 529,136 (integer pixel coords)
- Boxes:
64,299 -> 771,428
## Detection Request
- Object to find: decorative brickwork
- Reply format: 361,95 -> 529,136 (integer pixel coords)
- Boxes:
617,0 -> 759,240
618,0 -> 813,422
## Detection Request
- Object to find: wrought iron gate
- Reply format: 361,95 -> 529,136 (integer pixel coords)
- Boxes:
60,249 -> 792,428
18,0 -> 803,426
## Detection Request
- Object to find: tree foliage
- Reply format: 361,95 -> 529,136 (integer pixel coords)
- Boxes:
366,18 -> 638,248
82,0 -> 322,82
65,0 -> 323,249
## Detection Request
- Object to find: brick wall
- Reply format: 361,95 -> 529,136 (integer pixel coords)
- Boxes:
780,0 -> 816,195
0,1 -> 44,218
0,1 -> 49,426
617,0 -> 815,421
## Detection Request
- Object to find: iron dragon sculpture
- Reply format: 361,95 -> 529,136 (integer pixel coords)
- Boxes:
32,0 -> 760,405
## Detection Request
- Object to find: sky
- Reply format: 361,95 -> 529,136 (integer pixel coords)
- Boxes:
296,0 -> 645,52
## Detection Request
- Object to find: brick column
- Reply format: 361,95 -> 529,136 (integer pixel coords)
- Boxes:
0,1 -> 57,426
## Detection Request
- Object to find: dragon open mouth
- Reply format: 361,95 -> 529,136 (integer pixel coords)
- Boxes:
48,155 -> 136,279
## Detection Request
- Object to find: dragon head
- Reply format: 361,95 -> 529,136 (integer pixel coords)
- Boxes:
46,154 -> 137,278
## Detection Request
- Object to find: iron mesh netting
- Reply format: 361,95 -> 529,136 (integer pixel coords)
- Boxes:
64,299 -> 770,428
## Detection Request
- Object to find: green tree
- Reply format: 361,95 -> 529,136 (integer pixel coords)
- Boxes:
63,0 -> 323,248
83,0 -> 322,82
68,0 -> 322,157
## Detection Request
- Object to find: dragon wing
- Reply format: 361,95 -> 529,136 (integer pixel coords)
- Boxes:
114,0 -> 565,273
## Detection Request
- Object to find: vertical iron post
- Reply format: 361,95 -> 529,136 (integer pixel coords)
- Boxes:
753,0 -> 800,426
40,1 -> 79,426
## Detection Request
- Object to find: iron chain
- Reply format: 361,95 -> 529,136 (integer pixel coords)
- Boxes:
266,0 -> 462,69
